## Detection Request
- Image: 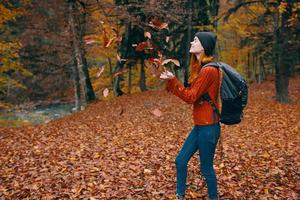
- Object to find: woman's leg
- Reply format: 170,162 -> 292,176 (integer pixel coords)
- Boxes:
197,124 -> 220,200
175,127 -> 199,196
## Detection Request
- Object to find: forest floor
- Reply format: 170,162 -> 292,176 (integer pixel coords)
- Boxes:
0,77 -> 299,200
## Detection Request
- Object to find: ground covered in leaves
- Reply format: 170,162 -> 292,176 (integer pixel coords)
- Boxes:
0,77 -> 299,200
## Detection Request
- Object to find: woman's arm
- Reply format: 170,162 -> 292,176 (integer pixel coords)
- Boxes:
166,67 -> 217,104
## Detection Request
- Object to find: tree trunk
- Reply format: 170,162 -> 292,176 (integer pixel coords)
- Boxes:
77,1 -> 96,102
139,60 -> 147,92
183,0 -> 192,87
273,7 -> 290,103
113,21 -> 130,96
108,57 -> 113,86
247,52 -> 251,82
128,64 -> 132,94
113,63 -> 124,96
252,53 -> 257,82
258,56 -> 265,84
68,0 -> 87,106
72,56 -> 81,111
69,0 -> 95,105
81,48 -> 96,101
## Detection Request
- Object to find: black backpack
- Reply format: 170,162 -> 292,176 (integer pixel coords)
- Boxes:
202,62 -> 248,125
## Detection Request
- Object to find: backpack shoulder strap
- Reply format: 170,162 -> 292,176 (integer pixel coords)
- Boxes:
202,93 -> 221,117
202,62 -> 221,69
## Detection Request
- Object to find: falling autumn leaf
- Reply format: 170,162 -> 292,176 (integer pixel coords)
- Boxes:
103,88 -> 109,97
144,32 -> 151,39
149,18 -> 169,30
105,37 -> 115,48
85,38 -> 95,45
96,65 -> 105,78
159,23 -> 168,30
162,59 -> 180,67
166,36 -> 170,43
116,54 -> 127,62
102,30 -> 109,48
135,41 -> 150,52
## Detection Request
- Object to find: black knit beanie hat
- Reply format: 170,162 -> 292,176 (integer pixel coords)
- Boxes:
194,32 -> 217,56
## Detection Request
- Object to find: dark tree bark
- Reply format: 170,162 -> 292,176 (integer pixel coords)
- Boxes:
81,49 -> 96,101
128,64 -> 132,94
68,0 -> 95,106
77,4 -> 96,102
258,55 -> 266,84
113,62 -> 124,96
107,57 -> 113,86
183,0 -> 193,87
72,55 -> 81,111
247,52 -> 251,81
139,60 -> 147,92
273,4 -> 290,103
113,21 -> 130,96
69,0 -> 86,107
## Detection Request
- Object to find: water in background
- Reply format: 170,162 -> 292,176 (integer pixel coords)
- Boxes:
0,103 -> 75,127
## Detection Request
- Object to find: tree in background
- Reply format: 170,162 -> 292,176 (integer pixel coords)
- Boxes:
0,0 -> 32,107
68,0 -> 96,110
223,0 -> 300,103
15,0 -> 96,110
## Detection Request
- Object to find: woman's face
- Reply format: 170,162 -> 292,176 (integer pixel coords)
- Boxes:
189,36 -> 204,54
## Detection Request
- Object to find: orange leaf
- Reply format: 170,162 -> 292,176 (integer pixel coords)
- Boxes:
149,19 -> 168,30
135,42 -> 148,52
102,32 -> 109,48
150,18 -> 162,27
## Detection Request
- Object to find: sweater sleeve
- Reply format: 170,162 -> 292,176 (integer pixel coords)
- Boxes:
166,67 -> 216,104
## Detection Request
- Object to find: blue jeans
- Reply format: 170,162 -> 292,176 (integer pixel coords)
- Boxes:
175,124 -> 220,199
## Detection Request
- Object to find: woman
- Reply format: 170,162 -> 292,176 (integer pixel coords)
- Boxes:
160,32 -> 221,200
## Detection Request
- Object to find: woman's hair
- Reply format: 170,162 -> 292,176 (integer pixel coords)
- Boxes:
188,52 -> 214,84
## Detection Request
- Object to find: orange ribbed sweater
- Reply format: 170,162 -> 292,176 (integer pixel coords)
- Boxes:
166,66 -> 221,126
